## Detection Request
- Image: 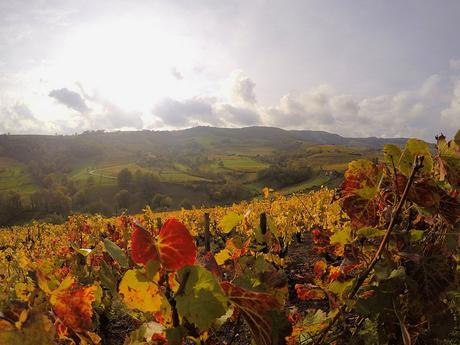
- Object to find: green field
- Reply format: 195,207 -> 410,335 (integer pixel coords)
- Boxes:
217,156 -> 268,172
0,157 -> 38,194
278,175 -> 331,195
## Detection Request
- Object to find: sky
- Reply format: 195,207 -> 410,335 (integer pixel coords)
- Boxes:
0,0 -> 459,140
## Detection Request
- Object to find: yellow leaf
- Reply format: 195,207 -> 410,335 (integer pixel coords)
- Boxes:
15,310 -> 28,329
36,269 -> 51,294
86,331 -> 101,344
15,282 -> 33,302
119,269 -> 163,313
214,249 -> 231,265
262,187 -> 274,198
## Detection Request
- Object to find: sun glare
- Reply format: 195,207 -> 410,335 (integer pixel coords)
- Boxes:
54,18 -> 198,109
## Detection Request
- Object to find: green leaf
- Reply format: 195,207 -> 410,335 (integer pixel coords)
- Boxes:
330,226 -> 351,245
410,229 -> 425,242
99,260 -> 117,292
399,139 -> 433,176
176,266 -> 227,330
328,279 -> 354,297
103,239 -> 128,268
220,212 -> 243,234
145,260 -> 160,281
383,144 -> 402,168
355,288 -> 392,317
358,227 -> 385,238
267,216 -> 279,238
388,267 -> 405,280
267,310 -> 292,345
165,326 -> 186,345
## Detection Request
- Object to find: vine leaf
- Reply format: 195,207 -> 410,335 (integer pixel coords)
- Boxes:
342,160 -> 382,228
103,238 -> 129,268
0,313 -> 56,345
436,132 -> 460,190
295,284 -> 326,301
175,266 -> 227,331
399,139 -> 433,176
119,269 -> 163,313
50,276 -> 96,332
396,176 -> 460,224
220,281 -> 291,345
158,219 -> 197,271
131,223 -> 159,265
220,212 -> 243,233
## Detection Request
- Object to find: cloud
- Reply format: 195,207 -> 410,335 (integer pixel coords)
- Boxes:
152,97 -> 218,127
151,95 -> 262,128
231,70 -> 257,104
47,85 -> 143,132
261,73 -> 459,140
0,102 -> 57,134
49,88 -> 90,113
95,102 -> 143,130
441,78 -> 460,129
215,104 -> 261,126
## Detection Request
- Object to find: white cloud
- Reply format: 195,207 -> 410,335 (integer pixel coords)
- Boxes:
0,102 -> 58,134
441,78 -> 460,129
230,70 -> 257,105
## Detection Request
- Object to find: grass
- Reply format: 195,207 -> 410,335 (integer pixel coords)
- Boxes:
218,156 -> 268,172
0,158 -> 38,194
278,175 -> 330,195
158,170 -> 211,183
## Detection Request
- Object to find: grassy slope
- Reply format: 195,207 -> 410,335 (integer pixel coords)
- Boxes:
0,157 -> 38,194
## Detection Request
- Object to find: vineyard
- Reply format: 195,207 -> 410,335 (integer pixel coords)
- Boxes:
0,132 -> 459,345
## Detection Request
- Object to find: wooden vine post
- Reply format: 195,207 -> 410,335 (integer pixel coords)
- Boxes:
204,212 -> 211,252
260,212 -> 268,253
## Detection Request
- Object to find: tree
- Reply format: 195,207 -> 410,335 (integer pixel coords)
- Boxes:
117,168 -> 133,189
116,189 -> 130,210
179,198 -> 192,209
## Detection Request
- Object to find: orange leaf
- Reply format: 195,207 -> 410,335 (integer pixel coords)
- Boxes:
295,284 -> 326,301
131,222 -> 159,265
313,260 -> 327,280
158,219 -> 196,271
50,277 -> 96,332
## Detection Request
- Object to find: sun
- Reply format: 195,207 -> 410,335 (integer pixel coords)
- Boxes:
52,17 -> 198,110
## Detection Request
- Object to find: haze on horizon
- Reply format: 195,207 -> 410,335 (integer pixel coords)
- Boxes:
0,0 -> 459,141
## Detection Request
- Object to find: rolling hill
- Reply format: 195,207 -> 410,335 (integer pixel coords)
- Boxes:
0,126 -> 414,225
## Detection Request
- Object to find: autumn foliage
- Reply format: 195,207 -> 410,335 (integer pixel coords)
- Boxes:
0,130 -> 459,344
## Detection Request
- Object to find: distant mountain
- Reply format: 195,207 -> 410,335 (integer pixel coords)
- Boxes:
0,126 -> 412,165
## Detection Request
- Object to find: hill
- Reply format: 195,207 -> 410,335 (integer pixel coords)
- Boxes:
0,126 -> 412,225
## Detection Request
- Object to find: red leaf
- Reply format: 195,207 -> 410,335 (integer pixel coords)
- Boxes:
201,252 -> 220,277
131,222 -> 159,265
220,281 -> 282,345
342,195 -> 379,228
341,160 -> 382,228
158,219 -> 196,271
